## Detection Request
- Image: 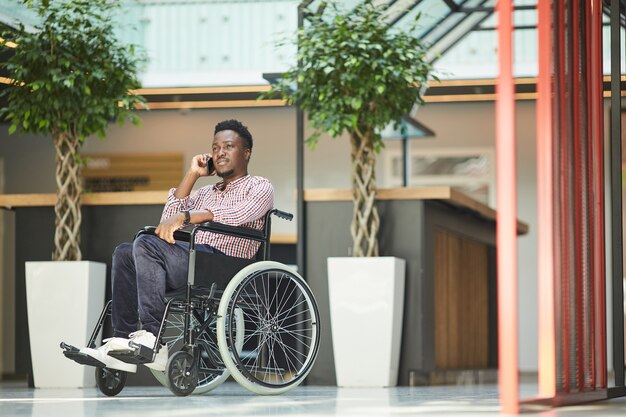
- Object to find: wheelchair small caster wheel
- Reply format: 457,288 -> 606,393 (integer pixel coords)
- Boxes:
95,367 -> 127,396
166,351 -> 197,396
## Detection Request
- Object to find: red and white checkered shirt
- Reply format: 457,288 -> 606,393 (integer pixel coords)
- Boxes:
160,175 -> 274,259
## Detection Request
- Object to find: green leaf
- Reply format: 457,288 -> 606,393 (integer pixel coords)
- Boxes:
1,0 -> 145,140
8,123 -> 16,134
268,0 -> 433,145
239,0 -> 434,253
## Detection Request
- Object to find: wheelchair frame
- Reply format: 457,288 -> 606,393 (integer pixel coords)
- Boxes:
61,209 -> 320,397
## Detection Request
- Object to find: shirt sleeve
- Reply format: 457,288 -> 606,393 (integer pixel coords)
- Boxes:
160,187 -> 206,223
210,179 -> 274,226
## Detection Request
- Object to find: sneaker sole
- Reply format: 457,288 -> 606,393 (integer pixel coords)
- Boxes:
80,348 -> 138,373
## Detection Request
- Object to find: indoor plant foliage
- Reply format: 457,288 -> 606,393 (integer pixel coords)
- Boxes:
1,0 -> 145,261
270,0 -> 433,256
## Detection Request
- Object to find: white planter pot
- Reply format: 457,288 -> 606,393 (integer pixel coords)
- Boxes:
25,261 -> 106,388
327,256 -> 406,387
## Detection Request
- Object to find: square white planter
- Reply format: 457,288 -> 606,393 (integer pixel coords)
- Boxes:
25,261 -> 106,388
327,257 -> 406,387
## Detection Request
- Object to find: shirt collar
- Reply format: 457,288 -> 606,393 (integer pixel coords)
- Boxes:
214,174 -> 250,191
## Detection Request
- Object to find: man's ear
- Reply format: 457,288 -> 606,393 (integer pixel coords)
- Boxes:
245,148 -> 251,161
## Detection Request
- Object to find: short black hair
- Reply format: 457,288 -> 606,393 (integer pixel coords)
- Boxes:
214,119 -> 253,150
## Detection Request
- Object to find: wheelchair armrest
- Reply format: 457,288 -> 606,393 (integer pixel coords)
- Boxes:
135,208 -> 292,246
270,209 -> 293,221
195,221 -> 265,242
136,226 -> 192,243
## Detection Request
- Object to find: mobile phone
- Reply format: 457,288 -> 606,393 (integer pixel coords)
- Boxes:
206,157 -> 215,175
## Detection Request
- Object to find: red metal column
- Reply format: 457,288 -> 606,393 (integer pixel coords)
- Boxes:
557,0 -> 570,391
532,0 -> 609,406
537,0 -> 556,398
496,0 -> 518,413
571,0 -> 586,391
589,0 -> 607,388
536,0 -> 607,401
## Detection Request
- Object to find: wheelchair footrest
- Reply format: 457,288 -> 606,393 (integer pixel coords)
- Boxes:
107,344 -> 154,364
60,342 -> 106,368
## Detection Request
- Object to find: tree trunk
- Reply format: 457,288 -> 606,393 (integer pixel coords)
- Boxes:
52,132 -> 82,261
350,129 -> 379,257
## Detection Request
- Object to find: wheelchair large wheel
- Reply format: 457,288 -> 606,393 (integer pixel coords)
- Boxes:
150,306 -> 243,394
217,261 -> 320,395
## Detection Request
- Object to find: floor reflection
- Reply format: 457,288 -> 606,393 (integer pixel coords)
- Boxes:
1,380 -> 626,416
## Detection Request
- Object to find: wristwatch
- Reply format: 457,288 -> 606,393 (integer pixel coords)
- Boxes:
182,210 -> 191,224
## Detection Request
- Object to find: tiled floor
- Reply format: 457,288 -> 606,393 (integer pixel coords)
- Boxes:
1,380 -> 626,417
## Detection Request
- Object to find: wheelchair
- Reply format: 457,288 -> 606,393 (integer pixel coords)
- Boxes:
61,209 -> 320,397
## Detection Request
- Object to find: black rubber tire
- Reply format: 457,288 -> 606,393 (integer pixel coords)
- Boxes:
217,261 -> 321,395
166,350 -> 198,396
95,367 -> 127,397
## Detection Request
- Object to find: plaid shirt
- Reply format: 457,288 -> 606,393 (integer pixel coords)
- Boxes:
161,175 -> 274,259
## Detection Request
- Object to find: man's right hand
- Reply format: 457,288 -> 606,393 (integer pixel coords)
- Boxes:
190,153 -> 214,177
174,154 -> 214,200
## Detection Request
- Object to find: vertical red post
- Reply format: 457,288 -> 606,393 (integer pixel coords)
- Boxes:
496,0 -> 518,412
590,0 -> 607,388
537,0 -> 556,398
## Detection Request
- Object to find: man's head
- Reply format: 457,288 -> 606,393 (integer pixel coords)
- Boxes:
212,119 -> 253,182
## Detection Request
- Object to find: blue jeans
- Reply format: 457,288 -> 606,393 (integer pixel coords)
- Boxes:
110,234 -> 222,338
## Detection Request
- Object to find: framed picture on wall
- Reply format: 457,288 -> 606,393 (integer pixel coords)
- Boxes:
381,147 -> 496,207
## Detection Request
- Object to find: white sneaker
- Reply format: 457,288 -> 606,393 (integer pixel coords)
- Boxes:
127,330 -> 168,371
127,330 -> 157,349
101,330 -> 156,351
79,344 -> 137,373
101,336 -> 133,351
144,344 -> 168,371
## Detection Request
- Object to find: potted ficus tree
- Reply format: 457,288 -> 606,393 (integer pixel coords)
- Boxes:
1,0 -> 145,387
268,0 -> 433,387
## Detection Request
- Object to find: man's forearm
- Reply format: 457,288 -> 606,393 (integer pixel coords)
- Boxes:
189,210 -> 214,224
174,170 -> 200,199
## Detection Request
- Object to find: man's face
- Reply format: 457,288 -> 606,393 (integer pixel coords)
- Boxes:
211,129 -> 250,180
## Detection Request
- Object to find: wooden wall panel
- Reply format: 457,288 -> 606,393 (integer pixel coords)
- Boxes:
81,153 -> 184,192
435,229 -> 489,369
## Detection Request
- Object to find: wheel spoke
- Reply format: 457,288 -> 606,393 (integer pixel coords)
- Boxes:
221,265 -> 320,392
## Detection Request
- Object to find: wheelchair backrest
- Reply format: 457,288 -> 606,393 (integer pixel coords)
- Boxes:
190,208 -> 292,287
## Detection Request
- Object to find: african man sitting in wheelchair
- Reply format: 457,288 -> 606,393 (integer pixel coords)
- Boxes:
61,119 -> 320,396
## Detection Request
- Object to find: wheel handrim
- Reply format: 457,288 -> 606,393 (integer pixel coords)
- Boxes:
227,268 -> 320,388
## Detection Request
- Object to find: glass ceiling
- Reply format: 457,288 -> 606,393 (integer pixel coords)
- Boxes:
302,0 -> 532,78
0,0 -> 622,86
